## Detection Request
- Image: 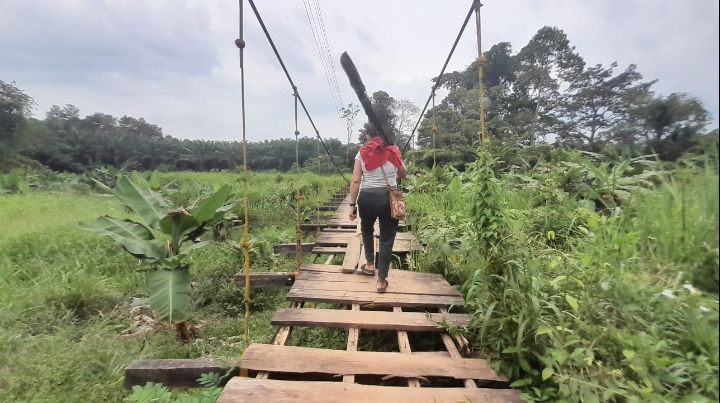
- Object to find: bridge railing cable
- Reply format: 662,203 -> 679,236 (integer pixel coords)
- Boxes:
400,1 -> 477,155
247,0 -> 348,183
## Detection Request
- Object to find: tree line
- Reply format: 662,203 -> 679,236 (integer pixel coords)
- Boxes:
1,25 -> 717,173
416,26 -> 716,162
0,84 -> 421,174
0,90 -> 358,173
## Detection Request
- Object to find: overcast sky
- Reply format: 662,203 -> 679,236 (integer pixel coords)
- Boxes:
1,0 -> 718,143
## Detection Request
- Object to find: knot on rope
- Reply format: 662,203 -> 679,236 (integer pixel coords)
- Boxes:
235,38 -> 246,49
294,130 -> 300,136
294,194 -> 304,201
478,55 -> 487,65
240,240 -> 251,249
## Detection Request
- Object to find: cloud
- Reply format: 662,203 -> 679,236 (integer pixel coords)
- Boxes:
1,0 -> 717,144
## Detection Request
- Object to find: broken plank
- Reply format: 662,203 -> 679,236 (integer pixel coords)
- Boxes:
440,308 -> 480,388
341,236 -> 362,273
125,358 -> 238,389
256,301 -> 304,380
342,304 -> 360,383
233,272 -> 295,288
273,243 -> 315,254
394,307 -> 421,387
311,246 -> 349,255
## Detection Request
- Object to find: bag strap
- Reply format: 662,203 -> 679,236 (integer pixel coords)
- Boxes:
379,165 -> 392,191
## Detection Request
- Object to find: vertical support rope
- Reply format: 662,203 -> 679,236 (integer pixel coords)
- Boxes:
431,90 -> 437,167
236,0 -> 252,377
475,0 -> 487,144
293,88 -> 303,275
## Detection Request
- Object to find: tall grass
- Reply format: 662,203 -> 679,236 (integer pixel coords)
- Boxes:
633,157 -> 719,292
407,152 -> 719,401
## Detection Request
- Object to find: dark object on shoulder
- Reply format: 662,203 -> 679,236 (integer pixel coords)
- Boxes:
340,51 -> 395,145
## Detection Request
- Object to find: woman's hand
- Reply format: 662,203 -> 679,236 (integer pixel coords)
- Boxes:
349,206 -> 357,221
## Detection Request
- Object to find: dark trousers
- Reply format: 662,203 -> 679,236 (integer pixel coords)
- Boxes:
357,187 -> 399,281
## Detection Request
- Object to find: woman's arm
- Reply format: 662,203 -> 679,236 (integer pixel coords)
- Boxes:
348,159 -> 362,221
397,159 -> 407,179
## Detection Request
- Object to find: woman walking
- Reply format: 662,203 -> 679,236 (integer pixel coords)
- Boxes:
348,127 -> 406,292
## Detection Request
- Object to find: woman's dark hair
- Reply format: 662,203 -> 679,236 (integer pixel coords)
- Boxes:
366,126 -> 379,138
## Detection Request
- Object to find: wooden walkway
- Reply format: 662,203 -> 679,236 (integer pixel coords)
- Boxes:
220,191 -> 522,402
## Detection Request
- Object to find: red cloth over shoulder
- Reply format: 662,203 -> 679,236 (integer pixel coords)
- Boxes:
359,137 -> 402,171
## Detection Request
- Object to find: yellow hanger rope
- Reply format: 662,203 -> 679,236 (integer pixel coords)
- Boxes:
431,91 -> 437,167
238,0 -> 252,377
293,89 -> 303,275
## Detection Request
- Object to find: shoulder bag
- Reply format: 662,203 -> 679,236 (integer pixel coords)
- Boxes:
380,165 -> 406,220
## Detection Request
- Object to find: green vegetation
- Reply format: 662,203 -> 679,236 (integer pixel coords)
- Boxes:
406,144 -> 719,401
0,171 -> 345,402
0,151 -> 717,402
80,175 -> 233,337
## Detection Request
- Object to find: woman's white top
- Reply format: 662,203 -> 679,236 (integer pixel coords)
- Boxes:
355,151 -> 397,189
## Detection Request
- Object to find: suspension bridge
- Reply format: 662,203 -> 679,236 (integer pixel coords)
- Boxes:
126,0 -> 523,400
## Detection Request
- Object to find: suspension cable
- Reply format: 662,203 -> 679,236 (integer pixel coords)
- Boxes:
400,0 -> 476,155
302,0 -> 341,113
247,0 -> 348,183
236,0 -> 252,377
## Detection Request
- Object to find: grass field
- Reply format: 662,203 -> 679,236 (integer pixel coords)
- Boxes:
0,172 -> 345,402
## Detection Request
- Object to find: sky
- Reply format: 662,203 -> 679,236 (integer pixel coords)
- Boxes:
1,0 -> 718,143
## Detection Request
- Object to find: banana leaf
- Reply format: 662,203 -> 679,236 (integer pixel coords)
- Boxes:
114,175 -> 170,229
79,216 -> 166,260
147,267 -> 192,323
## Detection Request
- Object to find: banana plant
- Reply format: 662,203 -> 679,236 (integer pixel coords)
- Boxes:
79,175 -> 233,334
561,154 -> 663,207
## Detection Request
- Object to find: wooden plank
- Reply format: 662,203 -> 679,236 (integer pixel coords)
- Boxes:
125,359 -> 238,389
233,272 -> 295,288
290,280 -> 459,298
240,344 -> 500,381
287,288 -> 464,307
293,273 -> 461,297
296,270 -> 458,292
321,228 -> 357,232
316,232 -> 418,245
271,308 -> 470,331
394,307 -> 421,387
219,379 -> 523,403
297,270 -> 445,283
341,236 -> 362,273
312,244 -> 418,254
343,304 -> 361,383
299,264 -> 445,280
